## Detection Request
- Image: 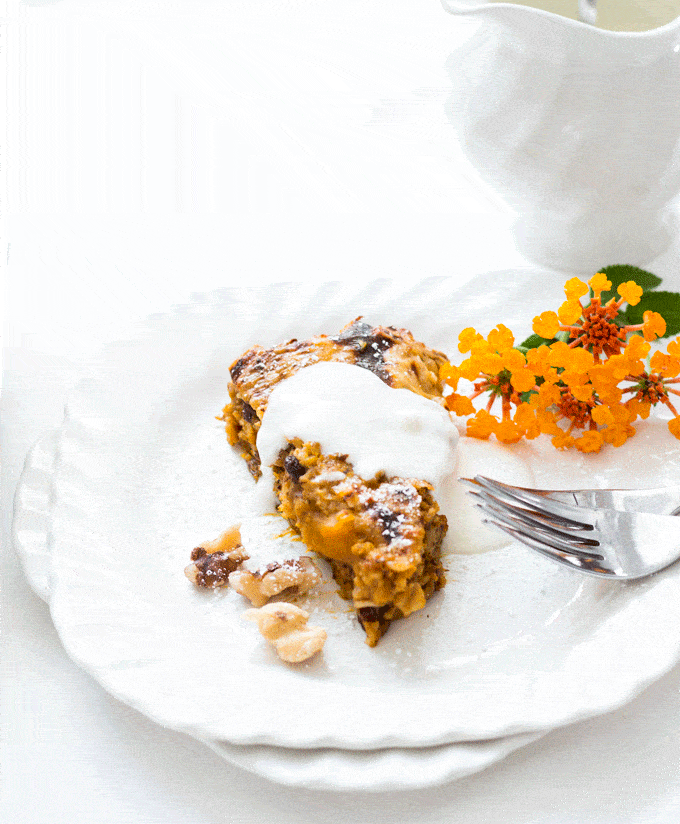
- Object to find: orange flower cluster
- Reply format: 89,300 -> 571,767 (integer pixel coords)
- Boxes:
441,273 -> 680,452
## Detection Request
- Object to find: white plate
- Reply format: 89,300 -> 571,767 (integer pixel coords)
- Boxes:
45,274 -> 680,749
201,732 -> 545,792
13,429 -> 59,603
12,427 -> 545,791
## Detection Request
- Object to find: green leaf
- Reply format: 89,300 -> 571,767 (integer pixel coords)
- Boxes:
517,330 -> 569,354
620,291 -> 680,338
517,333 -> 552,353
596,264 -> 662,305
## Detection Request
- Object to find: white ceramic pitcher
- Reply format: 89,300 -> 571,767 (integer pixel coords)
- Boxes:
441,2 -> 680,272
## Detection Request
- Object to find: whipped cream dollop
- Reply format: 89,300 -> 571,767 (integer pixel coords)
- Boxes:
255,361 -> 534,554
256,361 -> 459,507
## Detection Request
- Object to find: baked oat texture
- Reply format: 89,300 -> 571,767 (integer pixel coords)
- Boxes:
221,319 -> 449,646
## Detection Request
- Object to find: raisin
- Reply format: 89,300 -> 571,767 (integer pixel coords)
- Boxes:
241,402 -> 258,424
230,356 -> 247,381
284,454 -> 306,482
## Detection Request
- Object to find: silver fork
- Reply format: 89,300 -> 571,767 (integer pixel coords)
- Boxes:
463,476 -> 680,579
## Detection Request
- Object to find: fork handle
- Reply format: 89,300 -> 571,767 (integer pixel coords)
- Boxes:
552,485 -> 680,517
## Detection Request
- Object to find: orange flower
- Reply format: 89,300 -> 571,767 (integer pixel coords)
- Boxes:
568,382 -> 594,403
625,398 -> 652,421
563,346 -> 595,372
494,419 -> 524,445
510,368 -> 537,394
477,351 -> 503,375
532,311 -> 560,340
668,416 -> 680,440
443,325 -> 544,444
592,405 -> 635,447
617,281 -> 643,306
620,336 -> 680,421
625,334 -> 651,359
591,405 -> 615,426
588,363 -> 621,402
557,299 -> 582,325
514,403 -> 541,439
534,407 -> 560,436
667,339 -> 680,358
446,393 -> 475,416
564,277 -> 589,301
466,410 -> 497,440
589,272 -> 612,297
602,424 -> 634,447
534,382 -> 562,409
487,324 -> 514,351
440,274 -> 677,454
620,335 -> 650,375
551,431 -> 575,450
574,430 -> 604,453
501,348 -> 525,372
537,276 -> 650,362
526,345 -> 558,383
650,350 -> 680,379
439,362 -> 460,387
642,311 -> 667,341
458,327 -> 485,353
547,340 -> 572,368
457,356 -> 481,382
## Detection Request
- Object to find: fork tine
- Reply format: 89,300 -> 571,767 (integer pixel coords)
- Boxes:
465,476 -> 585,522
462,477 -> 680,579
482,520 -> 617,576
467,488 -> 596,534
475,499 -> 605,559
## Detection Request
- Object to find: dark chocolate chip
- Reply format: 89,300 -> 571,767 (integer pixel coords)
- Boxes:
373,507 -> 404,542
357,605 -> 387,626
334,321 -> 395,383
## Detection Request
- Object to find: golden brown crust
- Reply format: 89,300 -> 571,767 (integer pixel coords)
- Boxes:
221,319 -> 449,646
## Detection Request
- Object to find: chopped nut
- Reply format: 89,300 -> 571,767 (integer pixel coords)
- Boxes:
195,524 -> 242,555
228,557 -> 322,607
185,547 -> 249,587
184,525 -> 248,588
243,603 -> 327,663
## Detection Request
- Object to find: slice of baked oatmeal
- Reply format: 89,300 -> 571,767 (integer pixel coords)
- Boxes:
220,319 -> 449,646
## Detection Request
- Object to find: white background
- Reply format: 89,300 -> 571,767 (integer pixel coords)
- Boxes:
3,1 -> 680,822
